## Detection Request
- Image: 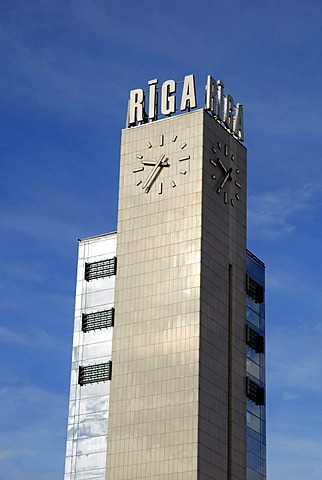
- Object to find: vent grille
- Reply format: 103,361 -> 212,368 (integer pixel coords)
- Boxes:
85,257 -> 117,281
246,378 -> 265,405
246,325 -> 264,354
246,275 -> 264,304
79,361 -> 112,386
82,308 -> 114,332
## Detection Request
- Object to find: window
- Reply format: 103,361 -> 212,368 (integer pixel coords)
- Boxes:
82,308 -> 114,332
246,378 -> 265,406
78,361 -> 112,386
246,325 -> 264,354
246,275 -> 264,304
84,257 -> 117,281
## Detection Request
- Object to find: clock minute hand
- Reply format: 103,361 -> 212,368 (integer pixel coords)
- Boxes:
217,167 -> 233,194
217,158 -> 228,174
142,154 -> 167,192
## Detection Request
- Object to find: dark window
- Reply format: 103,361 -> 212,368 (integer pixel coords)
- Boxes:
246,275 -> 264,304
246,325 -> 264,354
246,378 -> 265,406
78,361 -> 112,386
82,308 -> 114,332
84,257 -> 117,281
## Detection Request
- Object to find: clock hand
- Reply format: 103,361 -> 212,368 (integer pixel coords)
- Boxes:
217,167 -> 233,193
141,160 -> 169,167
217,158 -> 228,174
142,154 -> 168,192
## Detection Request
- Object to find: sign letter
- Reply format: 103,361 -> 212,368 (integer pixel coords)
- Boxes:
180,74 -> 197,111
205,75 -> 217,114
234,104 -> 244,141
161,80 -> 176,115
217,80 -> 225,121
224,94 -> 234,130
128,88 -> 145,125
148,79 -> 158,121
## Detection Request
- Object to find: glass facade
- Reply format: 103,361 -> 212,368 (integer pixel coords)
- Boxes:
64,233 -> 116,480
246,250 -> 266,480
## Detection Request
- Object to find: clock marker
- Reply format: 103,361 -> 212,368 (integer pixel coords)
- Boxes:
211,175 -> 216,179
224,145 -> 228,156
136,154 -> 143,159
171,181 -> 176,188
231,154 -> 235,161
133,167 -> 144,173
159,182 -> 163,194
180,170 -> 187,175
235,194 -> 240,201
212,146 -> 217,155
231,199 -> 235,206
236,169 -> 240,174
147,141 -> 152,148
217,141 -> 222,149
172,135 -> 177,142
142,161 -> 156,166
181,142 -> 187,149
235,181 -> 242,189
179,155 -> 190,161
160,135 -> 164,146
224,192 -> 228,203
136,179 -> 142,186
210,159 -> 217,167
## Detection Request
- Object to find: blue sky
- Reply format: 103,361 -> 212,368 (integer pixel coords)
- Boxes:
1,0 -> 322,478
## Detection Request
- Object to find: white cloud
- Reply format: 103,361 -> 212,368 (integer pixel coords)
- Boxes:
0,385 -> 67,480
268,433 -> 322,480
0,325 -> 66,351
267,321 -> 322,394
248,185 -> 319,240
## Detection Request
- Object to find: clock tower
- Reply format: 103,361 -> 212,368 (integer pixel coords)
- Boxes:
106,108 -> 247,479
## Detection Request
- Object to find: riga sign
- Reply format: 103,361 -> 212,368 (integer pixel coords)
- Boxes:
126,74 -> 244,141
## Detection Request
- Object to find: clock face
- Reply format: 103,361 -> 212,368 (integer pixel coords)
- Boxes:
132,134 -> 190,194
209,140 -> 242,206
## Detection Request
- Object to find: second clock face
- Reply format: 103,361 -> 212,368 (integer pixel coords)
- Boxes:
209,140 -> 242,206
132,133 -> 190,195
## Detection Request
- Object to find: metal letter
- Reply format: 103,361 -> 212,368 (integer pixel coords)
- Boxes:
205,75 -> 217,114
224,94 -> 234,130
180,74 -> 197,111
161,80 -> 176,115
217,80 -> 225,120
128,88 -> 145,125
234,103 -> 244,141
148,78 -> 158,121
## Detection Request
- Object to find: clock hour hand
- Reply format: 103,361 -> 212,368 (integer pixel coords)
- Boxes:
217,167 -> 233,194
141,160 -> 169,167
142,154 -> 168,192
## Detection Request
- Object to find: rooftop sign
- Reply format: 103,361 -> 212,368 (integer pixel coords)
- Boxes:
126,74 -> 244,141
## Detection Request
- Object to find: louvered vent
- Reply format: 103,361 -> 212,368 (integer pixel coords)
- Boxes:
84,257 -> 117,281
78,361 -> 112,386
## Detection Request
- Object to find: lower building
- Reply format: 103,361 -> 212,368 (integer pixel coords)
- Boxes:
64,234 -> 265,480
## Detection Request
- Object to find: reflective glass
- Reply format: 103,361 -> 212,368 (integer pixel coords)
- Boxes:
247,308 -> 260,328
246,467 -> 262,480
247,436 -> 261,457
247,452 -> 262,473
246,358 -> 260,379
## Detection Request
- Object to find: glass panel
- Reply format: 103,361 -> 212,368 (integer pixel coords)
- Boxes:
247,435 -> 261,457
247,412 -> 261,433
246,467 -> 262,480
247,358 -> 260,379
247,451 -> 262,473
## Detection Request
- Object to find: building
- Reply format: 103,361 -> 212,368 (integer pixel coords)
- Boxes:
64,75 -> 266,480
